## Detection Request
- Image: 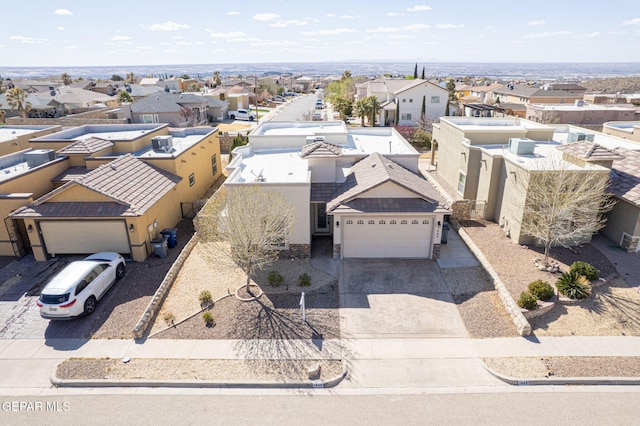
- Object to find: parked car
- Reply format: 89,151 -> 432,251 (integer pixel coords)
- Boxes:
37,252 -> 126,320
312,111 -> 323,121
272,95 -> 286,102
315,99 -> 324,109
227,109 -> 257,121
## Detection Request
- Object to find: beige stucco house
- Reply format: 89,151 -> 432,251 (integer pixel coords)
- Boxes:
8,124 -> 221,261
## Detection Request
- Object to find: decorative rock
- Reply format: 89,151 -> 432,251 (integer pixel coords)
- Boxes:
307,363 -> 321,379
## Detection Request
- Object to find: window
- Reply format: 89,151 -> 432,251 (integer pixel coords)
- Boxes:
368,220 -> 375,224
189,173 -> 195,187
409,99 -> 413,103
431,96 -> 440,103
379,220 -> 386,225
423,220 -> 429,225
346,220 -> 353,225
357,220 -> 364,224
458,172 -> 466,195
401,220 -> 407,224
402,98 -> 406,103
390,220 -> 397,225
412,220 -> 419,224
211,154 -> 218,176
401,113 -> 412,121
142,114 -> 159,124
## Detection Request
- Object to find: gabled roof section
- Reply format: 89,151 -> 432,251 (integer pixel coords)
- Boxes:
131,93 -> 207,114
57,137 -> 114,155
13,154 -> 181,217
556,142 -> 625,161
610,148 -> 640,207
300,141 -> 342,158
327,152 -> 446,212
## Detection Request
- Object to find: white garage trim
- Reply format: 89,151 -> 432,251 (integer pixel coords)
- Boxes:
39,220 -> 130,256
342,215 -> 433,259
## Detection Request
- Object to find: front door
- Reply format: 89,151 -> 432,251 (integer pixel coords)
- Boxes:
313,203 -> 332,235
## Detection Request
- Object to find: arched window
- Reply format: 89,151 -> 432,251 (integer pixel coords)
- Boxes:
412,220 -> 419,224
401,220 -> 407,224
423,220 -> 429,225
368,220 -> 375,224
357,220 -> 364,224
346,220 -> 353,225
390,220 -> 397,225
379,220 -> 386,225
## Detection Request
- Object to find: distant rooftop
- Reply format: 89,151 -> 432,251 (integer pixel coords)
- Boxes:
440,116 -> 550,131
0,125 -> 59,143
30,124 -> 167,143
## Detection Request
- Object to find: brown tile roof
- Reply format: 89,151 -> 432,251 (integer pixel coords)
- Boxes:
57,137 -> 114,155
300,141 -> 342,158
611,149 -> 640,206
327,152 -> 448,213
51,166 -> 92,183
12,154 -> 181,218
332,198 -> 442,214
310,183 -> 341,202
556,142 -> 625,161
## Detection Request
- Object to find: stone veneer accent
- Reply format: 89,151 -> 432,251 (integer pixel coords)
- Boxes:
451,200 -> 472,221
333,244 -> 341,259
432,243 -> 441,259
621,234 -> 639,252
282,244 -> 311,259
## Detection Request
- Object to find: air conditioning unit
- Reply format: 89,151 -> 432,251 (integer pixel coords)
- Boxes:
567,131 -> 595,143
151,135 -> 174,152
25,149 -> 56,168
508,138 -> 536,156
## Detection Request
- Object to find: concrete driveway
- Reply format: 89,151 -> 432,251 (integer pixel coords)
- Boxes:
339,259 -> 467,339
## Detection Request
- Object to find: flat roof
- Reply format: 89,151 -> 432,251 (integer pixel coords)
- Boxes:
439,116 -> 551,132
228,149 -> 310,183
31,124 -> 167,142
252,121 -> 347,136
0,126 -> 58,143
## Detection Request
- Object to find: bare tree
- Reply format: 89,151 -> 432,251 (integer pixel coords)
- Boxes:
196,185 -> 296,293
517,158 -> 616,263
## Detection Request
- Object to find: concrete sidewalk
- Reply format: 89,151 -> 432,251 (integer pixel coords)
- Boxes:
2,335 -> 640,389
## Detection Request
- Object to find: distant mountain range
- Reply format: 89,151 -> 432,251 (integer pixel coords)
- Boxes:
2,61 -> 639,81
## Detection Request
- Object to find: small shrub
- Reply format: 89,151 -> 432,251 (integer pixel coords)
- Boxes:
569,261 -> 600,281
163,311 -> 176,325
202,311 -> 214,326
527,280 -> 555,301
298,272 -> 311,287
518,291 -> 538,310
268,270 -> 284,287
198,290 -> 212,306
557,271 -> 591,299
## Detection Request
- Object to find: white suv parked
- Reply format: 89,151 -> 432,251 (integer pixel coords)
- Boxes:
227,109 -> 257,121
37,252 -> 126,320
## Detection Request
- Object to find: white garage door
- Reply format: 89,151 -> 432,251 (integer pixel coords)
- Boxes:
40,220 -> 130,256
342,216 -> 433,258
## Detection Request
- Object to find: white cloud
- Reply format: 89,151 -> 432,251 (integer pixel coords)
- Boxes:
523,30 -> 571,39
436,23 -> 464,29
271,19 -> 308,27
9,35 -> 47,44
64,45 -> 78,49
326,13 -> 336,18
366,26 -> 401,33
144,21 -> 191,31
253,13 -> 280,21
54,9 -> 72,16
404,23 -> 429,31
622,18 -> 640,25
389,34 -> 418,39
579,32 -> 601,38
528,20 -> 545,26
208,31 -> 250,39
302,28 -> 356,36
407,5 -> 432,12
177,41 -> 192,45
340,15 -> 361,20
228,11 -> 240,16
388,12 -> 406,17
111,35 -> 132,41
251,40 -> 298,47
57,26 -> 64,31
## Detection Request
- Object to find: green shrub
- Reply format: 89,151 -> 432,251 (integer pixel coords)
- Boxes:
556,271 -> 591,299
518,291 -> 538,310
202,311 -> 214,326
527,280 -> 555,301
198,290 -> 212,306
569,261 -> 600,281
268,270 -> 284,287
298,272 -> 311,287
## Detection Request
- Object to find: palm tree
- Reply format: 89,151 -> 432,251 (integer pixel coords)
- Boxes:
116,90 -> 133,104
365,95 -> 380,127
353,99 -> 368,127
6,87 -> 31,118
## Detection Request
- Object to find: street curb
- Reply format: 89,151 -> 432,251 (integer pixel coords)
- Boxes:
50,360 -> 348,389
481,361 -> 640,386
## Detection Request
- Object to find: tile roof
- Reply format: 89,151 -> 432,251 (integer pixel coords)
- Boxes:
556,142 -> 625,161
51,166 -> 92,183
300,141 -> 342,158
327,152 -> 448,212
332,198 -> 442,214
57,137 -> 114,155
131,93 -> 208,114
310,183 -> 341,202
610,148 -> 640,206
12,154 -> 181,218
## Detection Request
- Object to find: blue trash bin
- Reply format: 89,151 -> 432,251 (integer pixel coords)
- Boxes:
441,222 -> 451,244
160,228 -> 178,248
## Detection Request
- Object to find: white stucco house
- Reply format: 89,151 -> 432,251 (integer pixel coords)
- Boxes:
355,78 -> 449,126
225,121 -> 450,259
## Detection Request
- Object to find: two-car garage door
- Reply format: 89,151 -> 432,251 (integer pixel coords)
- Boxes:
39,220 -> 130,256
342,216 -> 433,259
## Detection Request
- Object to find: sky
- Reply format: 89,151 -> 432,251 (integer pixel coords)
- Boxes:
1,1 -> 639,67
